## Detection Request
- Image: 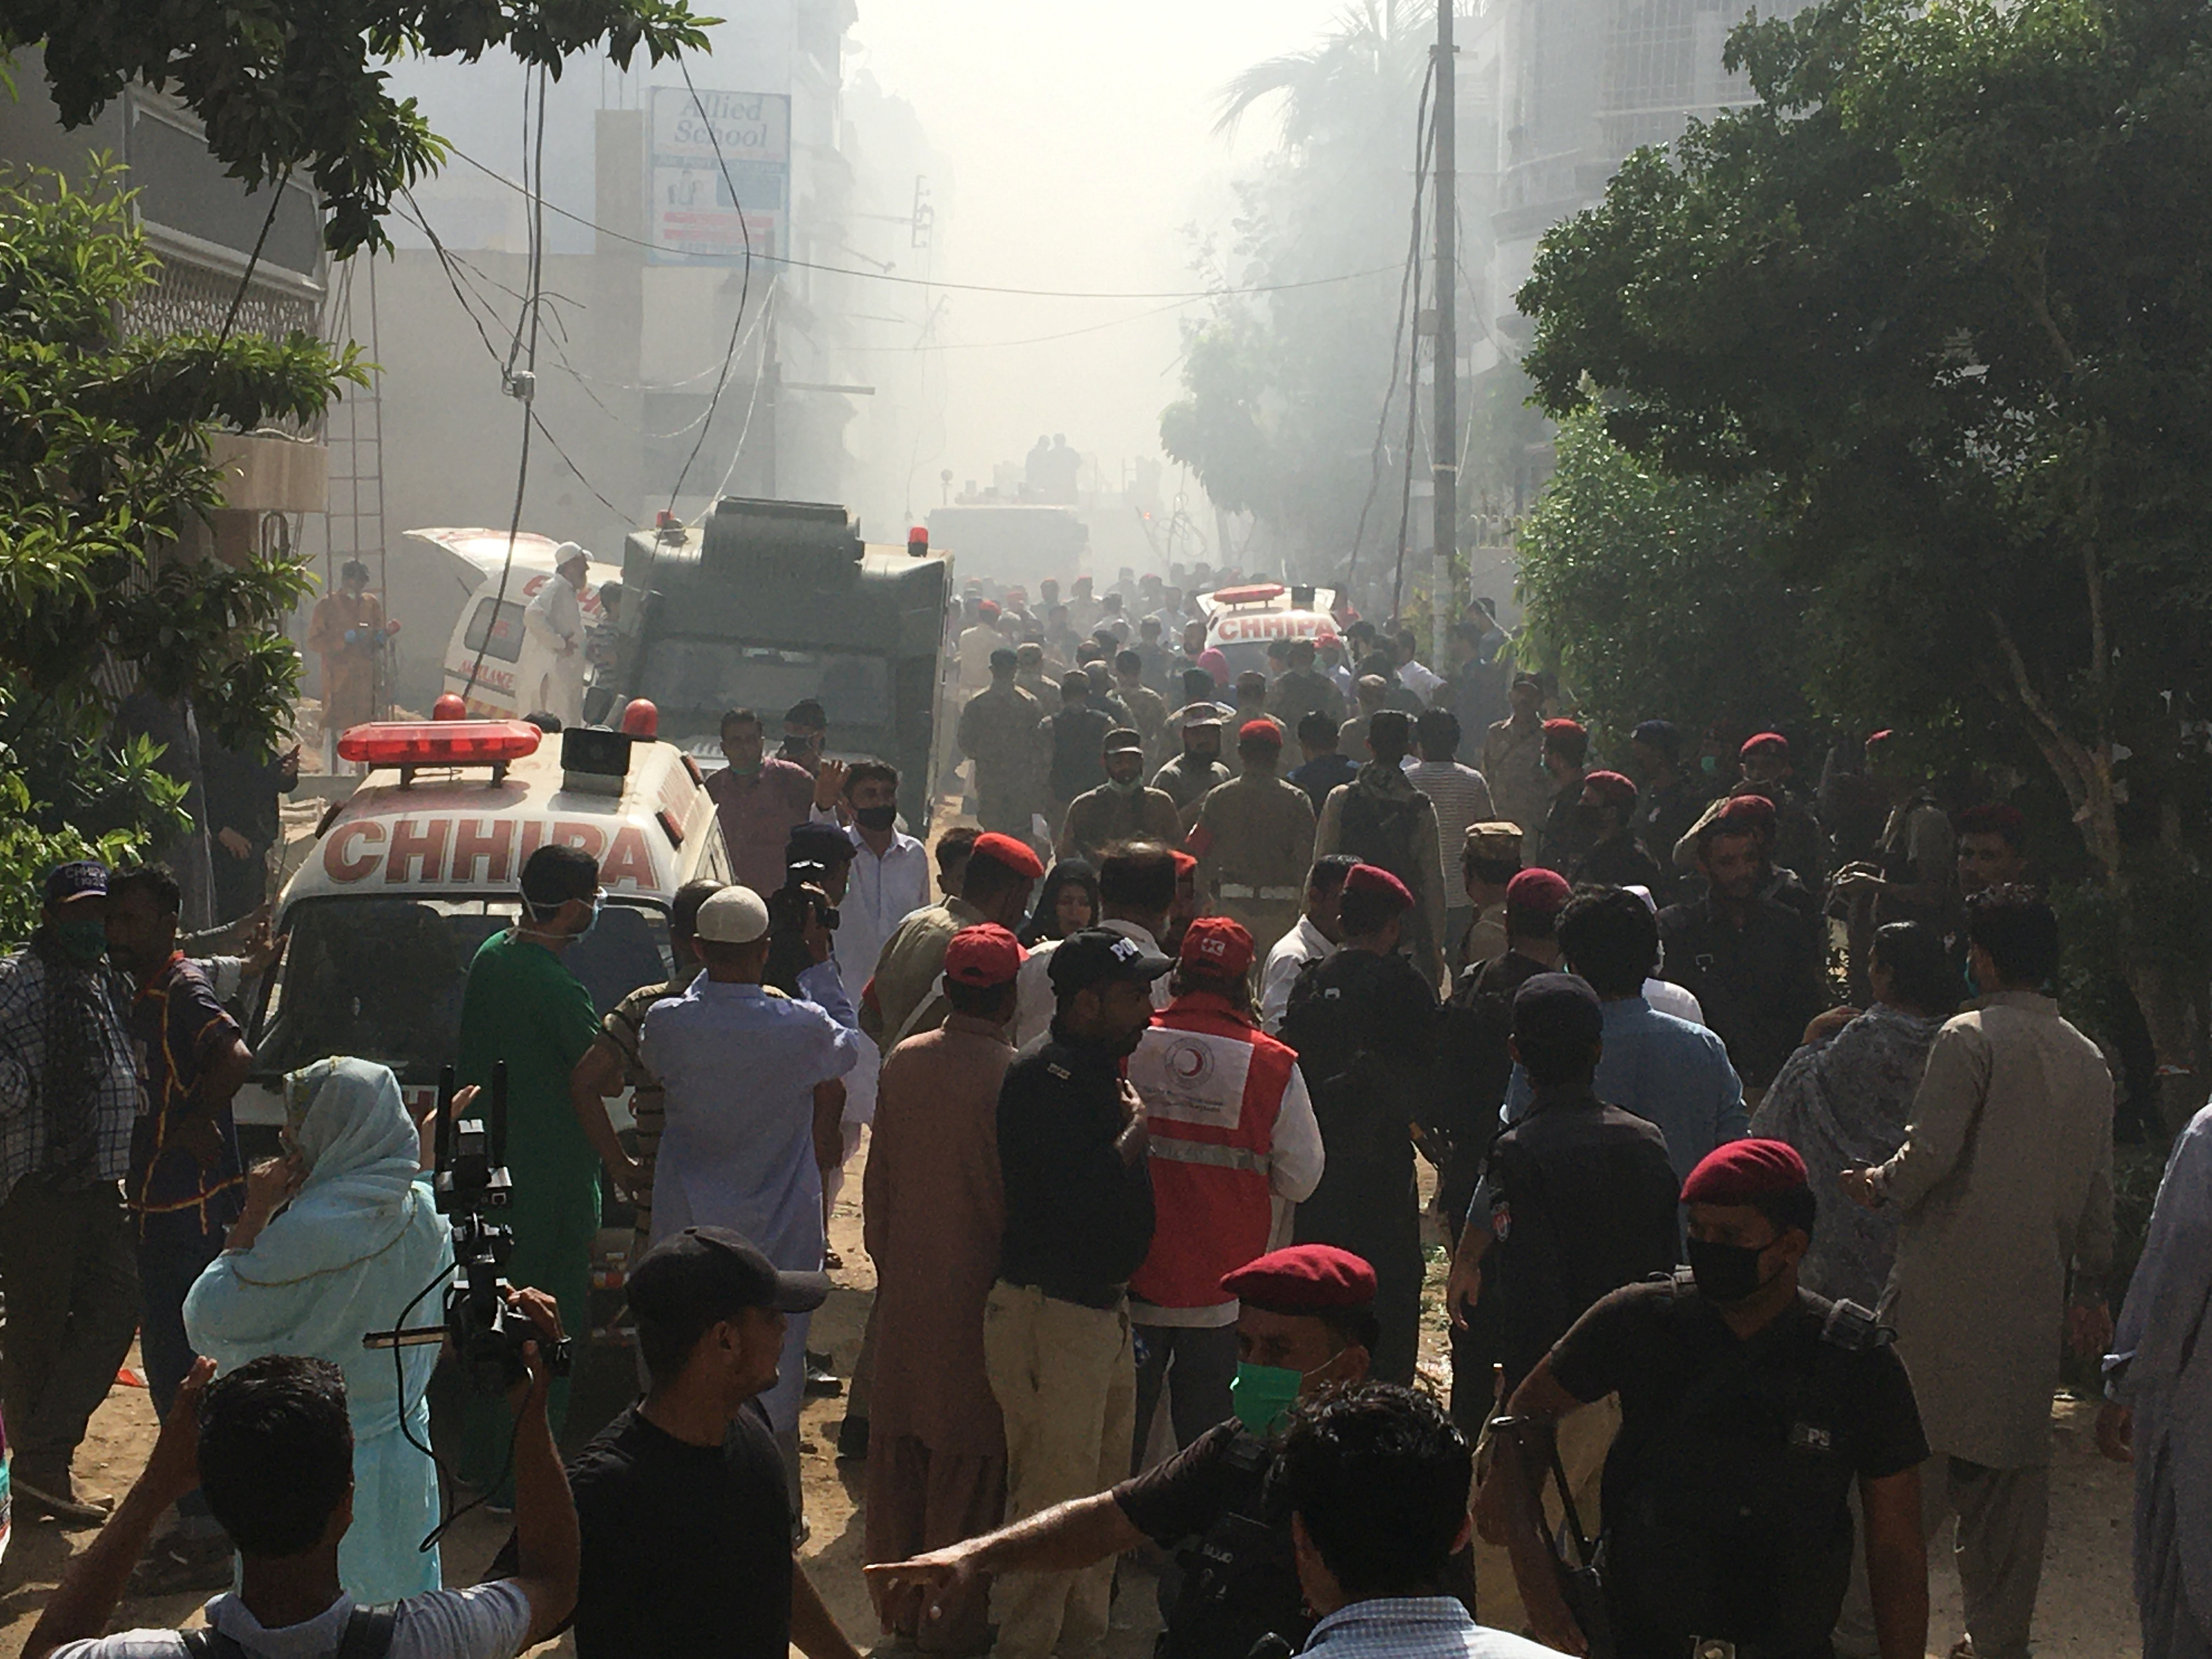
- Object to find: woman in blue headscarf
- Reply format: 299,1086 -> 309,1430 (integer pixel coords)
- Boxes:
184,1057 -> 452,1601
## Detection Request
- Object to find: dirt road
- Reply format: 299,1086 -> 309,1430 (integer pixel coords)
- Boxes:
0,1150 -> 2145,1658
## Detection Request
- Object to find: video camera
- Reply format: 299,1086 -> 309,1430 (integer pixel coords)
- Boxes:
364,1061 -> 574,1392
768,857 -> 841,936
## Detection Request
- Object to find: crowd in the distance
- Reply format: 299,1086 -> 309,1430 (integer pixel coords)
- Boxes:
0,555 -> 2199,1659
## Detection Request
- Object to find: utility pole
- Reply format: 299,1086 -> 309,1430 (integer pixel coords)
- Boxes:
1431,0 -> 1458,670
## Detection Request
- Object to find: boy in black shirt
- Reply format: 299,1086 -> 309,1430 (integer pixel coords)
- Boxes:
567,1228 -> 861,1659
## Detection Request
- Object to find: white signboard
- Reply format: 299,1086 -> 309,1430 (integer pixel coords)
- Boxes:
648,85 -> 789,266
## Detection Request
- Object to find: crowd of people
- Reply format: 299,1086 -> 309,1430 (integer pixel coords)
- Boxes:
0,557 -> 2196,1659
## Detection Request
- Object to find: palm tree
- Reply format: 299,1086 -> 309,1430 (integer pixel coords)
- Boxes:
1214,0 -> 1435,150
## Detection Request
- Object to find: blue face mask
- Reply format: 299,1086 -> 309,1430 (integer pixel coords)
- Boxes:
55,917 -> 109,966
574,900 -> 602,940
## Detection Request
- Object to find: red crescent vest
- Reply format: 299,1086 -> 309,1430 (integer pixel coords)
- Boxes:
1127,990 -> 1297,1310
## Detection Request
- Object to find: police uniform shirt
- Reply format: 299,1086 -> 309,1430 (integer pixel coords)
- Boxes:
1545,1279 -> 1929,1656
1112,1421 -> 1305,1659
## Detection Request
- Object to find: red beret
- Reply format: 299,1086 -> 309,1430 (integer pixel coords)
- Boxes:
1171,849 -> 1199,878
1180,915 -> 1254,978
1542,718 -> 1586,740
977,600 -> 1001,619
1220,1244 -> 1377,1313
944,924 -> 1025,988
1238,718 -> 1283,747
1955,802 -> 2026,839
1341,863 -> 1413,911
1681,1138 -> 1808,1206
970,832 -> 1046,881
1582,769 -> 1638,808
1739,732 -> 1789,760
1505,867 -> 1571,913
1716,793 -> 1776,827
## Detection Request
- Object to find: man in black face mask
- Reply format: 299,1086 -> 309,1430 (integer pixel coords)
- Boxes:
1483,1138 -> 1932,1659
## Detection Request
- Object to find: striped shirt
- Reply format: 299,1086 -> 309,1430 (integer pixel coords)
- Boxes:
1402,759 -> 1497,896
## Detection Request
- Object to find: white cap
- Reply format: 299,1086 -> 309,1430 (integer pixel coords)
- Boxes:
554,540 -> 589,570
693,886 -> 770,945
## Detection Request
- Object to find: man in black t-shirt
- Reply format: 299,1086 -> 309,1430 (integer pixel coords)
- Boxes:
565,1228 -> 861,1659
867,1245 -> 1392,1659
1483,1140 -> 1930,1659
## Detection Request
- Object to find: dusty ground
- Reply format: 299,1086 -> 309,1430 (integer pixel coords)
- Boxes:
0,1151 -> 2143,1658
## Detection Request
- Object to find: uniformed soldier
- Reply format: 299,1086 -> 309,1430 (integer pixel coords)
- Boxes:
1111,648 -> 1171,767
1154,708 -> 1233,830
1277,864 -> 1440,1387
1013,640 -> 1059,706
869,1245 -> 1454,1659
1458,820 -> 1527,969
955,651 -> 1046,842
1059,728 -> 1182,866
1484,1139 -> 1932,1659
1186,720 -> 1317,962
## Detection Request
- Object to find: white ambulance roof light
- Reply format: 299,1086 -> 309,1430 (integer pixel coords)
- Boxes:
336,721 -> 543,767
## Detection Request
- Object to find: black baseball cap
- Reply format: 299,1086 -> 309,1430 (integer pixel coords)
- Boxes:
785,821 -> 856,868
1511,973 -> 1605,1048
1048,927 -> 1173,997
627,1227 -> 829,1324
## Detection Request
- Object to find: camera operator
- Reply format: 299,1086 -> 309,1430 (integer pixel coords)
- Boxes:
764,823 -> 859,1008
26,1292 -> 575,1659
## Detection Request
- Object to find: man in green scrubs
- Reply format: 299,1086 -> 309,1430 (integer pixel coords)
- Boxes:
455,842 -> 605,1495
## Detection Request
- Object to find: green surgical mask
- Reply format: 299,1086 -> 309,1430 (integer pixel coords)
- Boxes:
55,918 -> 109,966
1229,1361 -> 1305,1436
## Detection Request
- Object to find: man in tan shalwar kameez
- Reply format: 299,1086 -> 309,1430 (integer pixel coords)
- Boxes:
1844,887 -> 2115,1659
863,923 -> 1023,1654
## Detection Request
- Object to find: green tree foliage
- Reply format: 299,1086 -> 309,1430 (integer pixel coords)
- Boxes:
2,0 -> 712,254
0,162 -> 359,939
1514,411 -> 1807,748
1516,0 -> 2212,1126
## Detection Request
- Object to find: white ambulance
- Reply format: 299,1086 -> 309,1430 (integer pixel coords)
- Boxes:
415,528 -> 623,721
1199,582 -> 1345,679
236,714 -> 729,1131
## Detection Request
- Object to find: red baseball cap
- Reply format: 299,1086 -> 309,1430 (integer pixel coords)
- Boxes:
1740,732 -> 1789,760
970,832 -> 1046,881
944,923 -> 1025,989
1221,1244 -> 1378,1313
1179,915 -> 1254,978
1681,1138 -> 1809,1206
1582,769 -> 1638,809
1505,867 -> 1571,913
1238,718 -> 1283,747
1342,863 -> 1413,910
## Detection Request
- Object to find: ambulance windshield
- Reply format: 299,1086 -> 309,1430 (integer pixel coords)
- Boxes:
252,896 -> 672,1082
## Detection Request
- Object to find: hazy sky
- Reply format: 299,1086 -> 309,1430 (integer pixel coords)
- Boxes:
846,1 -> 1355,501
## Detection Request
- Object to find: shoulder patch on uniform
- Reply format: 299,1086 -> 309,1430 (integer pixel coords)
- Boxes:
1047,1062 -> 1071,1080
1819,1297 -> 1890,1351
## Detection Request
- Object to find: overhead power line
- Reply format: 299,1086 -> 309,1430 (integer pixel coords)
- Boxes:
442,144 -> 1398,302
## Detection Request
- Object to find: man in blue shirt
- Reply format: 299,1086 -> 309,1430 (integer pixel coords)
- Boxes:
1502,885 -> 1746,1184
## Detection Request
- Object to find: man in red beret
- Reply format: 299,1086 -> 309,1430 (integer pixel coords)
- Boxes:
1569,769 -> 1664,891
957,596 -> 1007,696
1669,732 -> 1830,905
1186,719 -> 1318,958
1125,918 -> 1324,1468
864,925 -> 1026,1651
1529,717 -> 1592,877
1485,1138 -> 1932,1659
1314,708 -> 1448,985
1657,812 -> 1827,1105
860,831 -> 1042,1054
1278,863 -> 1441,1386
869,1244 -> 1393,1659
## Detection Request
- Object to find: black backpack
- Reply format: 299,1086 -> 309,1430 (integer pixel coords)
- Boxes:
1335,781 -> 1427,884
182,1605 -> 397,1659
